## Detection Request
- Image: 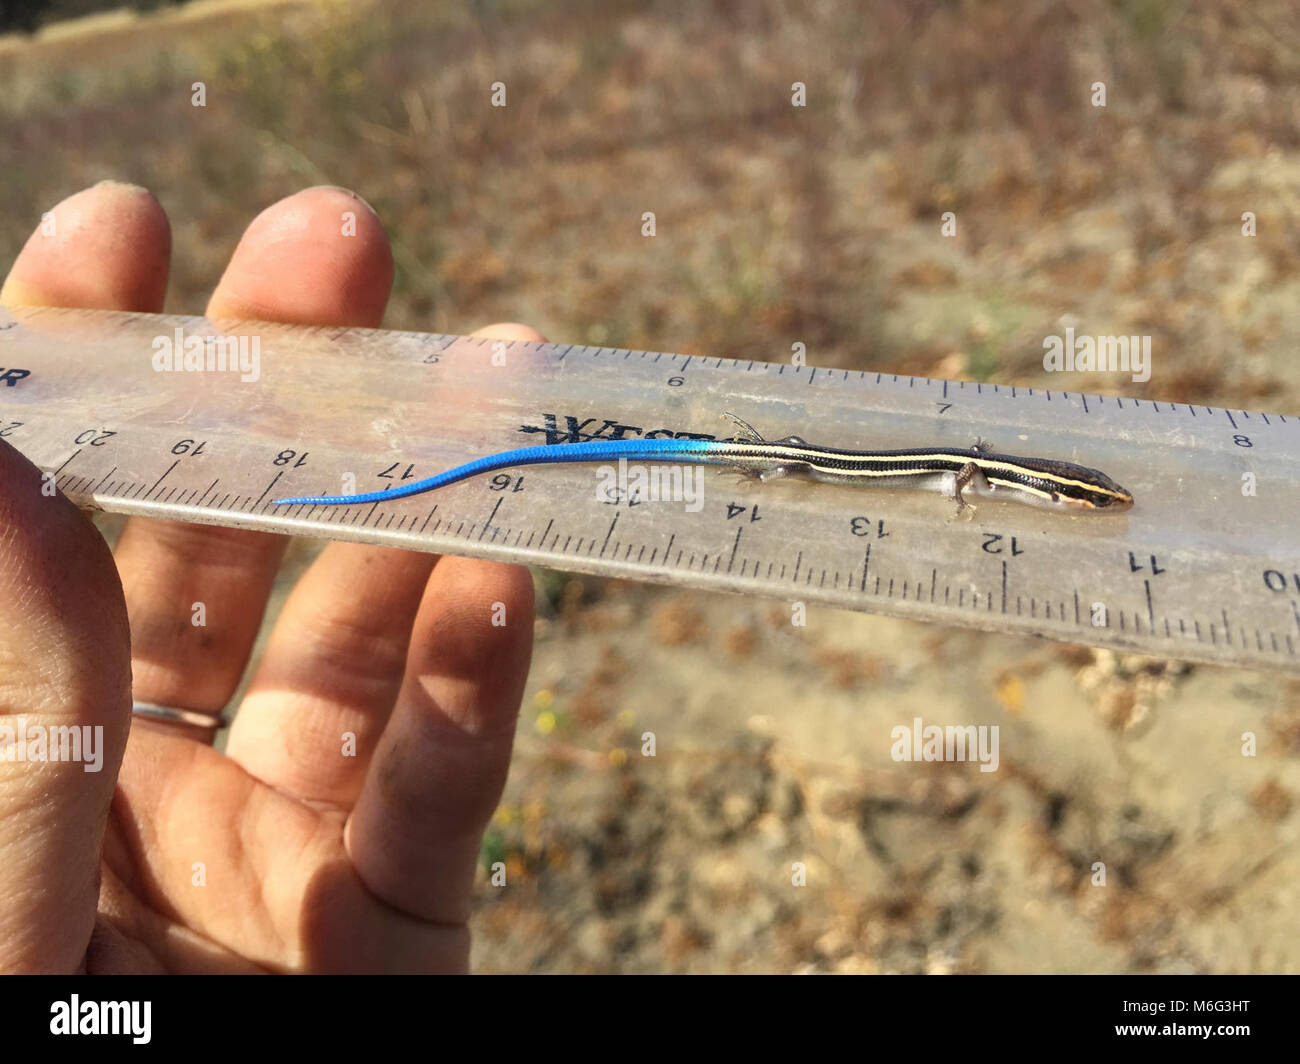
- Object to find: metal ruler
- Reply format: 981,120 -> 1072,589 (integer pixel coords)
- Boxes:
2,305 -> 1298,672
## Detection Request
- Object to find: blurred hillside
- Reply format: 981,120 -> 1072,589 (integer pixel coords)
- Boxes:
1,0 -> 187,35
4,0 -> 1299,408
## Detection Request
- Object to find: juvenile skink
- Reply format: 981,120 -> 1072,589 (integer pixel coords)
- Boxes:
272,413 -> 1134,514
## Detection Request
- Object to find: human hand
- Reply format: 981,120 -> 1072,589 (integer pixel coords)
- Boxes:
0,182 -> 535,973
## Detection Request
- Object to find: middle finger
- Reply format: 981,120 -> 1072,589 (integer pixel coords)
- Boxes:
115,188 -> 394,724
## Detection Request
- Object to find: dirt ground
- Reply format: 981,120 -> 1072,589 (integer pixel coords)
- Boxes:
466,580 -> 1296,973
7,0 -> 1300,971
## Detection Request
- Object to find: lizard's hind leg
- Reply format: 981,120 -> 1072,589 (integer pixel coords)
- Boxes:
720,412 -> 812,481
721,411 -> 765,443
721,412 -> 809,447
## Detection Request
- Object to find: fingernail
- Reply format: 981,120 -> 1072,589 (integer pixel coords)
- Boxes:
93,179 -> 151,194
306,185 -> 378,213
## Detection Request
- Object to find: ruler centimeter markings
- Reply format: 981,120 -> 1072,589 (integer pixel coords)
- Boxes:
2,305 -> 1298,672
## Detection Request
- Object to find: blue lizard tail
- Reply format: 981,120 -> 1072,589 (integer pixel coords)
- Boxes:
272,437 -> 722,506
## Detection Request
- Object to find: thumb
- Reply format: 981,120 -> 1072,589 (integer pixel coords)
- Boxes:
0,440 -> 131,972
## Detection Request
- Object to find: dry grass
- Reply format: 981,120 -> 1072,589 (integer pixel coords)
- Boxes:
3,0 -> 1299,405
